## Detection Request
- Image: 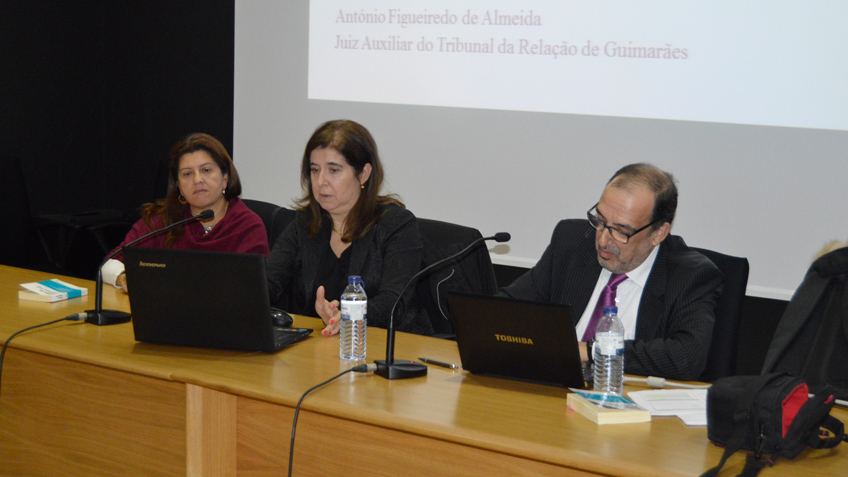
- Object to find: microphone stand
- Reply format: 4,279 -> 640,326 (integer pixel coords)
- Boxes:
84,210 -> 213,325
374,232 -> 510,379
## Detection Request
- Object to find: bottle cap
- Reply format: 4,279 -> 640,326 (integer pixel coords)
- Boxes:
603,306 -> 618,315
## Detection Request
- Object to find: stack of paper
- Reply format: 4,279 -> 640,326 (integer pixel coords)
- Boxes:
626,389 -> 708,426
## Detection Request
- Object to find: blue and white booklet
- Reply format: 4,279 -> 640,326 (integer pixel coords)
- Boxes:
19,279 -> 88,303
567,388 -> 651,424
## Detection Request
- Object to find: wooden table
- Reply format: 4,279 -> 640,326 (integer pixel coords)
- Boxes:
1,265 -> 845,476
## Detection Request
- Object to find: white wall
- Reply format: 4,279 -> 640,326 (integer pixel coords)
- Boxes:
234,1 -> 848,300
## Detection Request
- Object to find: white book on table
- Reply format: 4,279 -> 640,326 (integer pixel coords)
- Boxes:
19,279 -> 88,303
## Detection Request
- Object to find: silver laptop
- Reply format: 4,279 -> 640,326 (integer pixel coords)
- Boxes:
124,247 -> 311,352
447,292 -> 585,388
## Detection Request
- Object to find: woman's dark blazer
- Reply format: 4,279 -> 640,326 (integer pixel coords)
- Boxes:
266,204 -> 433,336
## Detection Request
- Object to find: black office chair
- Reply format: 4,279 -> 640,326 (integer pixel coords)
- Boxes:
242,198 -> 297,250
416,218 -> 498,337
29,210 -> 137,279
242,198 -> 297,310
693,247 -> 750,382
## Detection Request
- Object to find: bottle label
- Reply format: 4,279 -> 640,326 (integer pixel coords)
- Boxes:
341,301 -> 366,321
596,335 -> 624,356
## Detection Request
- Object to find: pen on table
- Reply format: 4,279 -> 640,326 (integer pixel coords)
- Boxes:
418,357 -> 459,370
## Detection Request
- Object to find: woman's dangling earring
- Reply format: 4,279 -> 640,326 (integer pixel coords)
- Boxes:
179,194 -> 188,204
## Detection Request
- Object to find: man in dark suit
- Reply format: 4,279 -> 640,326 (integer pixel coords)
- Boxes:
500,163 -> 722,380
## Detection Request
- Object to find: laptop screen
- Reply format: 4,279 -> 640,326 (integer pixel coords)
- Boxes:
447,292 -> 585,389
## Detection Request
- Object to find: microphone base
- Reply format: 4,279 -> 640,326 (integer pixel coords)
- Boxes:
374,359 -> 428,380
84,309 -> 132,326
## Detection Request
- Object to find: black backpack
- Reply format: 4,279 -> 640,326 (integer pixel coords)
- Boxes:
761,247 -> 848,400
701,373 -> 845,476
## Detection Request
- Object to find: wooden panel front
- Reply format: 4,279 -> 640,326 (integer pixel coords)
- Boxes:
0,348 -> 186,476
235,395 -> 596,477
187,384 -> 238,476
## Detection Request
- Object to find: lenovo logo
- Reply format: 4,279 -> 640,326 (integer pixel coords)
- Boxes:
138,261 -> 166,268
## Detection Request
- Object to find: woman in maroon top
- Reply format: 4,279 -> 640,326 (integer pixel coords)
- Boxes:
102,133 -> 269,291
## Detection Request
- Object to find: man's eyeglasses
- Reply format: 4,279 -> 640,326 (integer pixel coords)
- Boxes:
586,203 -> 657,244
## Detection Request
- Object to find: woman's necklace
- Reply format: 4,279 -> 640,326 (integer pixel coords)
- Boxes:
202,202 -> 228,235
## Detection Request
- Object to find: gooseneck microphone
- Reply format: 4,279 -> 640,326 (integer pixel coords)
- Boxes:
83,209 -> 214,326
375,232 -> 511,379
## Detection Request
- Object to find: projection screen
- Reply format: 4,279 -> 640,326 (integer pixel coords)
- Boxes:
235,1 -> 848,300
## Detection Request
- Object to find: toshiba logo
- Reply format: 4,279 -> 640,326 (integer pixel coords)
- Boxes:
494,334 -> 534,345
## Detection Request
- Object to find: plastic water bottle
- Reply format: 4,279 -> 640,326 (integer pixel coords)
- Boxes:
593,306 -> 625,395
339,275 -> 367,361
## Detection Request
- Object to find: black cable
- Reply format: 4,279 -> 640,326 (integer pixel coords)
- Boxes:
288,363 -> 374,477
0,314 -> 85,400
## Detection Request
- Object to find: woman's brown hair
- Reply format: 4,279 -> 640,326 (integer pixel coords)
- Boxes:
295,120 -> 402,242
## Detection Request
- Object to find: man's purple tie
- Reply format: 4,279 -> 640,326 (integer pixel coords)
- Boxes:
582,273 -> 628,341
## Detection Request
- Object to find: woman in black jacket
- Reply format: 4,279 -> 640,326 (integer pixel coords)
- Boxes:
266,120 -> 432,337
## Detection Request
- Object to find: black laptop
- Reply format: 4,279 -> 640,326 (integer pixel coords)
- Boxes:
124,247 -> 311,353
447,292 -> 585,388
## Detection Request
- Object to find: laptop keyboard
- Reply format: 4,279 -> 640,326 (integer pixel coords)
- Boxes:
273,327 -> 312,349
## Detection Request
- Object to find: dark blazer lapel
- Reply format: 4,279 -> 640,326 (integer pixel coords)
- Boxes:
636,242 -> 668,340
348,224 -> 377,275
563,226 -> 602,324
301,225 -> 330,304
